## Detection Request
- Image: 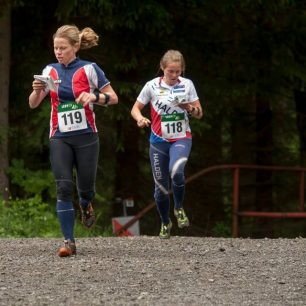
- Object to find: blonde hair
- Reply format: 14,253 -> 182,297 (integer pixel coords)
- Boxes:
160,50 -> 185,72
53,25 -> 99,50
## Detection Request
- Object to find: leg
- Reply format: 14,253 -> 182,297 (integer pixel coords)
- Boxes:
149,142 -> 171,224
74,133 -> 99,227
49,138 -> 75,242
169,138 -> 192,209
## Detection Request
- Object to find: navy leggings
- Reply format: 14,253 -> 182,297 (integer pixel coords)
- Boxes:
149,138 -> 192,224
49,133 -> 99,203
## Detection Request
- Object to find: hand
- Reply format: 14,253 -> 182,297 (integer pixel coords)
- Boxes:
75,92 -> 96,106
137,117 -> 151,128
177,103 -> 193,113
32,80 -> 46,95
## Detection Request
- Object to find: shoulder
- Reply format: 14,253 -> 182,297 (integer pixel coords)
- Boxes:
144,77 -> 160,88
47,62 -> 60,69
73,58 -> 98,70
178,76 -> 193,84
179,76 -> 197,89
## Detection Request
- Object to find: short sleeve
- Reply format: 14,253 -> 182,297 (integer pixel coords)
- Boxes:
137,82 -> 152,105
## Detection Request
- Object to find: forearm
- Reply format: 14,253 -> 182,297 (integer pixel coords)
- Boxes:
94,91 -> 118,106
131,105 -> 144,122
29,91 -> 46,109
131,101 -> 150,127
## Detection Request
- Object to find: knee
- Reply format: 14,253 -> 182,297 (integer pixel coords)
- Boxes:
56,180 -> 74,202
171,172 -> 185,187
170,158 -> 187,184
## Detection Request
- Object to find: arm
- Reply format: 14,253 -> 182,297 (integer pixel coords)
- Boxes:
131,101 -> 151,128
75,84 -> 118,106
28,80 -> 48,109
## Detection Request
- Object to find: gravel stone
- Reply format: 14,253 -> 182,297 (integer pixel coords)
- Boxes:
0,236 -> 305,305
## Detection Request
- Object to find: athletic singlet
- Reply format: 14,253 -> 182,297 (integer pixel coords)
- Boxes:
40,57 -> 110,138
136,76 -> 199,143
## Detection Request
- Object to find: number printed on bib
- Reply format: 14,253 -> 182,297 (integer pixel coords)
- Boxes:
57,102 -> 87,132
161,113 -> 186,139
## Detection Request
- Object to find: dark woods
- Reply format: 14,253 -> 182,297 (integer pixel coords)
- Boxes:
2,0 -> 306,237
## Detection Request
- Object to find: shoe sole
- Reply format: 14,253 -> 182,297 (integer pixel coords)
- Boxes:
177,221 -> 190,229
58,247 -> 76,257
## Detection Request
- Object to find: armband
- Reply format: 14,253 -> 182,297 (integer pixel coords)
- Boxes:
93,90 -> 100,103
102,93 -> 110,105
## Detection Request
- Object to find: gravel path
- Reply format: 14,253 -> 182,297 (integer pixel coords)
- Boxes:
0,236 -> 305,305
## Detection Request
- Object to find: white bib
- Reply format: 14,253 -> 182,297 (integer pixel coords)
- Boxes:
57,102 -> 87,132
161,113 -> 186,139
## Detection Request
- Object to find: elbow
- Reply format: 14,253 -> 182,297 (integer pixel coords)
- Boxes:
28,100 -> 36,109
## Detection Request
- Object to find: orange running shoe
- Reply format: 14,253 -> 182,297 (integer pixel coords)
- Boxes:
58,239 -> 76,257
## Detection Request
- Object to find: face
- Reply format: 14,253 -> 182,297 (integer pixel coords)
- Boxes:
53,37 -> 79,66
162,62 -> 182,86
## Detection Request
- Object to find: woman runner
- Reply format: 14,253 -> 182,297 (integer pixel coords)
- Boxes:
131,50 -> 203,239
29,25 -> 118,256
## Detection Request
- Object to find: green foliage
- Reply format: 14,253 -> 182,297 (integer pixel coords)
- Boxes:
211,221 -> 232,238
0,195 -> 59,237
7,159 -> 55,199
0,195 -> 113,238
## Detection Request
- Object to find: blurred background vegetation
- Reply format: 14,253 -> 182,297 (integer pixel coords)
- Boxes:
1,0 -> 306,238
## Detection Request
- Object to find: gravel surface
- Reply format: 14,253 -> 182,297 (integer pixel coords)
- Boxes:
0,236 -> 305,305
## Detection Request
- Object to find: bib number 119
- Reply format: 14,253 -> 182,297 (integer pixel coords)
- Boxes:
61,111 -> 83,126
57,102 -> 87,132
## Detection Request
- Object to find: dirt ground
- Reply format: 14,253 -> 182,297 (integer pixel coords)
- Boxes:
0,236 -> 305,306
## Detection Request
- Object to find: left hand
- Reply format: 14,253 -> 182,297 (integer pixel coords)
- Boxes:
75,92 -> 96,106
177,103 -> 194,113
178,102 -> 203,119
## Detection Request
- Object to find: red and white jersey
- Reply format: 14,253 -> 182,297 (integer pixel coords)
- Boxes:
137,76 -> 199,143
41,57 -> 110,138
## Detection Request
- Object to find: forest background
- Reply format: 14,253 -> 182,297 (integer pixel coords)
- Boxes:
1,0 -> 306,239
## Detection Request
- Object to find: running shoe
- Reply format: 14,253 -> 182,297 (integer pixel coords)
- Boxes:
174,208 -> 190,228
80,202 -> 95,228
58,239 -> 76,257
159,220 -> 172,239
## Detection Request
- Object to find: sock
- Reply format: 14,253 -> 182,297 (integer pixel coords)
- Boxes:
56,200 -> 75,241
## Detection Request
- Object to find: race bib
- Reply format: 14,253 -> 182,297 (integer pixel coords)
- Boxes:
57,102 -> 87,132
161,113 -> 186,139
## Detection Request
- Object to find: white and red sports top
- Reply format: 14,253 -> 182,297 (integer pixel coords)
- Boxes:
41,57 -> 110,138
137,76 -> 199,143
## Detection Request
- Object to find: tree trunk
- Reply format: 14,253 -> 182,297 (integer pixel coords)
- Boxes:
0,6 -> 11,200
294,90 -> 306,166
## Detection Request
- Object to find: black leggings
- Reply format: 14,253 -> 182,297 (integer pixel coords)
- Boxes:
49,133 -> 99,202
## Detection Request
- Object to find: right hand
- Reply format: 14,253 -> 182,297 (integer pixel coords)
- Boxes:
137,117 -> 151,128
32,79 -> 46,94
